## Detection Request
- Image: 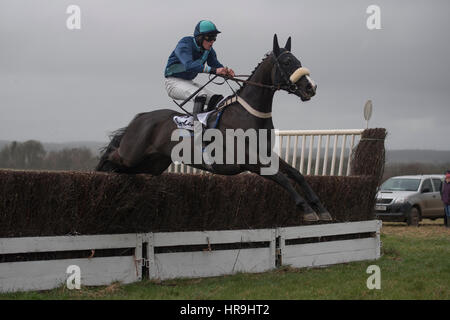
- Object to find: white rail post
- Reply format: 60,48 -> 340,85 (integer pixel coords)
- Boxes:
346,134 -> 356,176
330,134 -> 338,175
338,135 -> 347,176
285,135 -> 291,164
292,135 -> 299,169
306,135 -> 314,175
322,135 -> 330,176
314,135 -> 322,176
278,135 -> 283,158
300,135 -> 306,174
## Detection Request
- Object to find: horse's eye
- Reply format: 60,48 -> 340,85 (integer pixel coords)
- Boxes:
283,59 -> 291,66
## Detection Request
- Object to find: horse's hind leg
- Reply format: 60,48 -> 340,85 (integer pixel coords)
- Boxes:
278,158 -> 332,221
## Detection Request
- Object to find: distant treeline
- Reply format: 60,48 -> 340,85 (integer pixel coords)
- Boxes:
0,140 -> 99,171
1,140 -> 449,182
382,162 -> 450,182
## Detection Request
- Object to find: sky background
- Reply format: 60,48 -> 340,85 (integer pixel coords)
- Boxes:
1,0 -> 449,150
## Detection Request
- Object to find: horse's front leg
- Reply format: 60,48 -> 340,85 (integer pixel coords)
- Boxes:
244,165 -> 319,222
278,158 -> 333,221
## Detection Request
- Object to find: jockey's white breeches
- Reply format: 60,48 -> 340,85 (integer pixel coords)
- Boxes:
164,77 -> 217,104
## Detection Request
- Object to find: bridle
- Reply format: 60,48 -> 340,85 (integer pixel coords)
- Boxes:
218,51 -> 311,94
213,52 -> 312,119
271,51 -> 311,94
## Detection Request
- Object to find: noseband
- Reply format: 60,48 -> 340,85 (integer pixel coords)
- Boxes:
271,51 -> 310,94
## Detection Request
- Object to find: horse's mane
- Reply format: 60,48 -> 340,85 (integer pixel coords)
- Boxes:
234,51 -> 272,96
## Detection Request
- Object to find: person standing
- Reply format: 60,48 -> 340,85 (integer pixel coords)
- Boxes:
440,170 -> 450,227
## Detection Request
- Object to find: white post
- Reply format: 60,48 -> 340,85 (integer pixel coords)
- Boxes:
278,135 -> 283,158
285,135 -> 291,163
315,135 -> 322,175
292,135 -> 299,169
346,134 -> 356,176
307,135 -> 314,175
300,135 -> 306,174
330,135 -> 338,175
338,135 -> 347,176
322,135 -> 330,176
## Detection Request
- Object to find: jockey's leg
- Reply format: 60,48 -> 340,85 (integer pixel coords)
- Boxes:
193,94 -> 207,119
164,77 -> 216,105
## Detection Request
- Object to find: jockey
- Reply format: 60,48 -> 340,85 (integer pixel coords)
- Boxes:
164,20 -> 235,118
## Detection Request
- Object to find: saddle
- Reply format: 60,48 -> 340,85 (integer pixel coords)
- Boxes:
172,111 -> 211,130
172,94 -> 225,132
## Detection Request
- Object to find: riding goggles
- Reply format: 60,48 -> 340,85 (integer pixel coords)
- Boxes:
204,35 -> 217,42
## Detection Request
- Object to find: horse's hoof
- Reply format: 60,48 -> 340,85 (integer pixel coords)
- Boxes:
302,212 -> 320,222
318,211 -> 333,222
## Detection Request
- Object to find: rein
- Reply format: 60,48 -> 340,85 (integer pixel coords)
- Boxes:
217,74 -> 281,91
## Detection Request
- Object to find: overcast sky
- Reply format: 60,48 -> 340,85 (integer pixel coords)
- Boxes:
1,0 -> 449,150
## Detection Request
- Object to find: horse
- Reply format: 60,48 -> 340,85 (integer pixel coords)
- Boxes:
96,34 -> 332,222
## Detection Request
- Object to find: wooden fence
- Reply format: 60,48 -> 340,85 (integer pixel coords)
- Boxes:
0,234 -> 143,292
0,220 -> 381,292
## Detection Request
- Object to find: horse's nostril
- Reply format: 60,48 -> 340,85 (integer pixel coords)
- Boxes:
306,83 -> 315,94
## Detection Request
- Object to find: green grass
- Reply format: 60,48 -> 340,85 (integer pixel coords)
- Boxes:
1,225 -> 449,300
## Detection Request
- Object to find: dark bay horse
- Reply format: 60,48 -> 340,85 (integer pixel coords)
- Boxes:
96,35 -> 332,222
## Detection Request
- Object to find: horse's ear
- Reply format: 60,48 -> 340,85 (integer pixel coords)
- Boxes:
285,36 -> 291,51
273,34 -> 280,56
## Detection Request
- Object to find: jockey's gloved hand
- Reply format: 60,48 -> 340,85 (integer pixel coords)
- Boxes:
225,67 -> 235,77
215,67 -> 235,77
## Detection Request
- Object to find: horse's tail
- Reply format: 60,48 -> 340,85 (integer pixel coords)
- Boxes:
95,127 -> 127,172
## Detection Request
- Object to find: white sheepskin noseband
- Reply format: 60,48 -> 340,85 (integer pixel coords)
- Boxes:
289,67 -> 310,83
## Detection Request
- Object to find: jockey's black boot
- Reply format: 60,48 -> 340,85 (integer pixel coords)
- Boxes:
206,94 -> 224,112
192,94 -> 213,169
193,94 -> 207,121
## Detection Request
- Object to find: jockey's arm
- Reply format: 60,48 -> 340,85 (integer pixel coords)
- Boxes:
207,49 -> 234,77
175,41 -> 213,74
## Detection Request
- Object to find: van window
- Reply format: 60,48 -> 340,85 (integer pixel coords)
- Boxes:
432,178 -> 442,192
381,178 -> 421,191
421,179 -> 432,193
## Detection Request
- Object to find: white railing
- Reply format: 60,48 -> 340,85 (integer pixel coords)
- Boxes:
167,129 -> 364,176
276,129 -> 364,176
0,220 -> 381,291
0,234 -> 143,292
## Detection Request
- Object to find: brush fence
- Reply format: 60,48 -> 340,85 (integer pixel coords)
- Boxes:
168,129 -> 364,175
0,220 -> 381,293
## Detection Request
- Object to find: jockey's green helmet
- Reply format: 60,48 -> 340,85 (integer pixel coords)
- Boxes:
194,20 -> 221,37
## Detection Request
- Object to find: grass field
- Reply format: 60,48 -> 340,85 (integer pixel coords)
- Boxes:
1,219 -> 449,300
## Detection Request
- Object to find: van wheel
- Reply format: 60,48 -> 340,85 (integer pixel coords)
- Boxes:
407,207 -> 420,226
